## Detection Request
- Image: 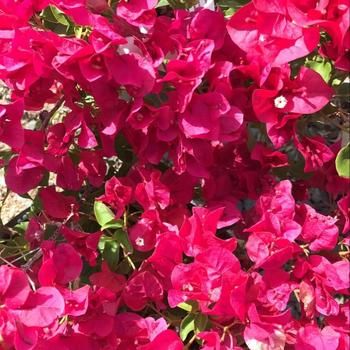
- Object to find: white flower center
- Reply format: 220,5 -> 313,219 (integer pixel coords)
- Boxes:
135,237 -> 145,247
209,287 -> 221,301
274,95 -> 288,109
122,47 -> 130,54
182,283 -> 194,292
259,34 -> 266,42
139,26 -> 148,34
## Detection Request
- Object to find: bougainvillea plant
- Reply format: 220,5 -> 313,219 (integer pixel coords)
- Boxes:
0,0 -> 349,349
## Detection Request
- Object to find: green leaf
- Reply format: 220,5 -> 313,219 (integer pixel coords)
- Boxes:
0,150 -> 12,162
156,0 -> 169,6
94,201 -> 115,227
194,313 -> 208,333
306,60 -> 332,82
41,5 -> 76,35
48,5 -> 70,26
180,314 -> 196,341
43,5 -> 70,26
13,221 -> 29,234
224,7 -> 236,17
178,301 -> 198,313
98,235 -> 109,252
218,0 -> 250,9
101,219 -> 123,231
336,142 -> 350,178
74,26 -> 83,38
103,240 -> 120,271
115,229 -> 133,254
167,0 -> 197,9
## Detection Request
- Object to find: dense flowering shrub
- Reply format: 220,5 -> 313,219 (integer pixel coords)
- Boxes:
0,0 -> 349,349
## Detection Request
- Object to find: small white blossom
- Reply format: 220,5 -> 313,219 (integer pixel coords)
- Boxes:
135,237 -> 145,247
274,95 -> 288,109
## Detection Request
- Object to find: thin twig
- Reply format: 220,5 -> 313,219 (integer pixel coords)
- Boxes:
41,96 -> 65,129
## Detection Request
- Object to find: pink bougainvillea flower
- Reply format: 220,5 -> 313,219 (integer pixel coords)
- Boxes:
61,285 -> 90,317
114,312 -> 176,348
38,242 -> 83,285
197,331 -> 222,350
247,212 -> 302,243
293,256 -> 348,317
39,186 -> 79,220
252,67 -> 333,124
286,0 -> 349,49
122,270 -> 164,311
87,0 -> 108,13
261,268 -> 296,312
78,150 -> 107,188
338,193 -> 350,234
0,266 -> 30,309
3,131 -> 48,190
0,99 -> 24,149
5,127 -> 64,194
257,180 -> 296,219
314,279 -> 339,316
117,0 -> 157,29
227,2 -> 320,66
0,0 -> 48,24
77,312 -> 115,338
198,329 -> 244,350
170,136 -> 215,178
299,279 -> 316,318
106,50 -> 156,97
46,123 -> 71,156
24,217 -> 44,249
14,322 -> 38,350
97,176 -> 133,219
77,119 -> 98,149
179,207 -> 237,257
129,210 -> 166,252
189,9 -> 226,50
0,0 -> 348,347
134,169 -> 170,211
90,262 -> 126,294
295,203 -> 339,251
326,302 -> 350,339
15,130 -> 57,172
56,155 -> 84,191
60,225 -> 102,266
137,329 -> 183,350
161,39 -> 215,113
180,92 -> 230,140
180,92 -> 243,142
246,232 -> 297,269
295,325 -> 341,350
5,156 -> 45,195
0,29 -> 62,111
161,170 -> 196,206
145,232 -> 183,290
168,247 -> 241,311
206,197 -> 241,229
293,134 -> 335,173
168,262 -> 211,308
251,143 -> 289,169
308,255 -> 349,292
14,287 -> 65,328
243,305 -> 287,350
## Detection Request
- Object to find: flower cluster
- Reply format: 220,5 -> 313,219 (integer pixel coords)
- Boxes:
0,0 -> 349,349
